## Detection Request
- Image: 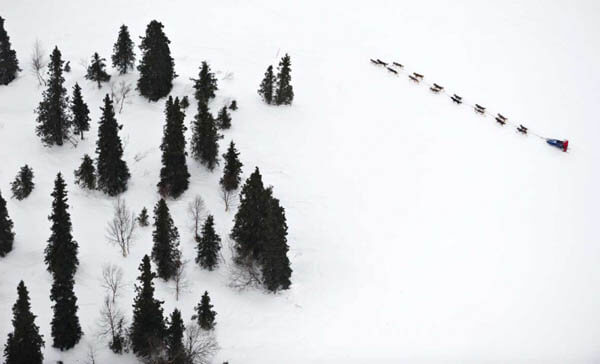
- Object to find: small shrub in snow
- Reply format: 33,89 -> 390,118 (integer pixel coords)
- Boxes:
74,154 -> 96,190
11,164 -> 34,200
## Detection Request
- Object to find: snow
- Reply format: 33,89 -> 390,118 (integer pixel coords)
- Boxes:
1,0 -> 600,363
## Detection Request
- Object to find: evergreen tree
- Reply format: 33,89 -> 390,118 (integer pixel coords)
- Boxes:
192,61 -> 218,105
85,52 -> 111,88
231,167 -> 270,262
137,207 -> 149,227
70,83 -> 90,139
63,61 -> 71,73
216,106 -> 231,129
274,54 -> 294,105
130,255 -> 166,358
151,199 -> 180,280
50,274 -> 82,350
261,189 -> 292,292
0,16 -> 20,85
220,141 -> 243,192
192,291 -> 216,330
112,24 -> 135,74
10,165 -> 34,200
137,20 -> 176,101
0,190 -> 15,257
258,65 -> 274,104
229,99 -> 238,111
195,215 -> 221,270
44,173 -> 79,280
96,94 -> 130,196
73,154 -> 96,190
3,281 -> 44,364
35,47 -> 71,146
190,101 -> 220,170
230,168 -> 292,291
158,96 -> 190,198
166,309 -> 185,364
180,95 -> 190,109
109,315 -> 127,354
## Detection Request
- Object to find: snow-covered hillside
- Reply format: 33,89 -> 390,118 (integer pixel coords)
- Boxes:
1,0 -> 600,363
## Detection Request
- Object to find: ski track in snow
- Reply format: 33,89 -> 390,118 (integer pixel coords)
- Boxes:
1,0 -> 600,363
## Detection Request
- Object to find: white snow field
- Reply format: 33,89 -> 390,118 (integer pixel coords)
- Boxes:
1,0 -> 600,363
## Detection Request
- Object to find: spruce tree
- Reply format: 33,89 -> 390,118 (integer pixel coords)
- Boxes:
70,83 -> 90,139
230,168 -> 292,291
3,281 -> 44,364
151,198 -> 180,280
220,141 -> 243,192
85,52 -> 111,88
63,61 -> 71,73
192,291 -> 216,330
130,255 -> 166,358
0,16 -> 20,85
73,154 -> 96,190
180,95 -> 190,109
231,167 -> 270,262
96,94 -> 130,196
229,99 -> 238,111
258,65 -> 274,104
216,106 -> 232,129
195,215 -> 221,270
190,101 -> 220,170
50,274 -> 82,350
137,207 -> 149,227
192,61 -> 218,105
109,316 -> 126,354
158,96 -> 190,198
261,189 -> 292,292
10,165 -> 34,200
35,47 -> 71,146
112,24 -> 135,74
0,190 -> 15,257
44,173 -> 79,280
166,309 -> 185,364
274,54 -> 294,105
137,20 -> 176,101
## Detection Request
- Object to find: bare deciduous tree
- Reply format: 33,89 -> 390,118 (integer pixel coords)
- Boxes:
227,260 -> 262,291
184,323 -> 219,364
110,80 -> 133,114
221,187 -> 237,212
227,238 -> 261,290
83,344 -> 98,364
188,195 -> 206,237
98,295 -> 128,354
172,252 -> 189,301
30,39 -> 46,86
101,264 -> 125,303
106,197 -> 136,257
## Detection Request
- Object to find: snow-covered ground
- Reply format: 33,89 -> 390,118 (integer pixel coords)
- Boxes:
1,0 -> 600,362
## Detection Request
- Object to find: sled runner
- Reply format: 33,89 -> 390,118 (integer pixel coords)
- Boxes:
546,139 -> 569,152
387,67 -> 398,74
413,72 -> 424,80
393,62 -> 403,68
376,59 -> 388,66
408,74 -> 420,82
370,59 -> 379,65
